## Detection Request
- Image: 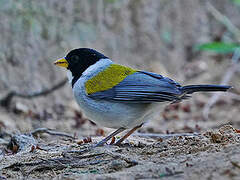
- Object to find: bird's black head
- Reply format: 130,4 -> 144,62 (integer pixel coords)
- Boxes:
65,48 -> 107,76
55,48 -> 107,87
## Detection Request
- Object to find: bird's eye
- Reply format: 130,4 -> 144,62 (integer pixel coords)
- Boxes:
71,55 -> 80,63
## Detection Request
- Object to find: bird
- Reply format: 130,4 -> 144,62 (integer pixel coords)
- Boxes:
54,48 -> 231,146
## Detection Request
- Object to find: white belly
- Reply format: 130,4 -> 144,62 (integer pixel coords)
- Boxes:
73,79 -> 160,129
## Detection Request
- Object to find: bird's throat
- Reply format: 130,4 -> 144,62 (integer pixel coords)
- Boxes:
67,70 -> 74,84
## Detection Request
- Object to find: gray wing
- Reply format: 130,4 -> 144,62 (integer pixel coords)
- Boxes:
88,71 -> 187,103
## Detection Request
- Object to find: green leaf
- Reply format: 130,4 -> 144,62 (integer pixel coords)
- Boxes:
232,0 -> 240,6
195,42 -> 240,54
104,0 -> 118,3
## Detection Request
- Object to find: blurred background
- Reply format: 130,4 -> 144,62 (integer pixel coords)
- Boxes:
0,0 -> 239,137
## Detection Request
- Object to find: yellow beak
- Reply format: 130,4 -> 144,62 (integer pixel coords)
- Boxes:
54,58 -> 69,68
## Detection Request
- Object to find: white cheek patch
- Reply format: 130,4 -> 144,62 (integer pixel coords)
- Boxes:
67,70 -> 73,84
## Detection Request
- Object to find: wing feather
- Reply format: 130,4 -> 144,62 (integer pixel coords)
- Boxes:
88,71 -> 184,103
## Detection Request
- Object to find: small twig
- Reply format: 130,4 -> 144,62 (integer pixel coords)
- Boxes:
30,128 -> 75,139
133,132 -> 201,139
62,152 -> 105,160
207,2 -> 240,42
225,92 -> 240,101
203,50 -> 240,120
231,161 -> 240,169
203,3 -> 240,120
0,78 -> 68,108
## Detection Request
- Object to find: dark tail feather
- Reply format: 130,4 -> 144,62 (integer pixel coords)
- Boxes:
181,85 -> 232,94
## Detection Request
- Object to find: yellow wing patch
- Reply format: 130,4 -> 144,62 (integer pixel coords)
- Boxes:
85,64 -> 137,95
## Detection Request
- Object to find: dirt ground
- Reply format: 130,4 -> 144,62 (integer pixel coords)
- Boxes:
0,92 -> 240,180
0,123 -> 240,180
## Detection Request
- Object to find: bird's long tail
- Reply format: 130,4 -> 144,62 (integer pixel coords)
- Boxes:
181,85 -> 232,94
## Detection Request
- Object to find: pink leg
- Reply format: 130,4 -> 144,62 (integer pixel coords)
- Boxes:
115,124 -> 143,146
94,127 -> 125,147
